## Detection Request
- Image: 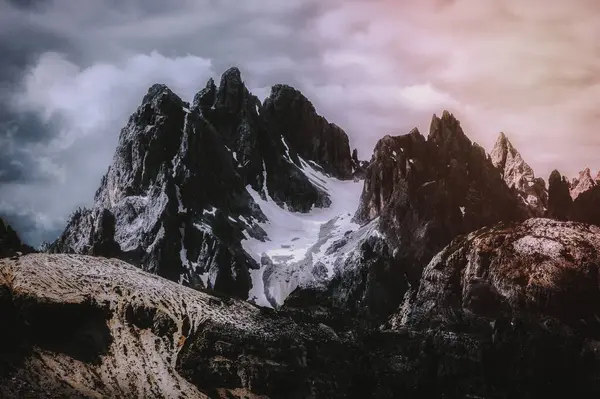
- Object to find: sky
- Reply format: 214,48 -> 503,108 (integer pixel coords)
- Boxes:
1,0 -> 600,246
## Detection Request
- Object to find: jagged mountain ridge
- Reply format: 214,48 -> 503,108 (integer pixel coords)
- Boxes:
286,111 -> 529,321
490,132 -> 548,216
49,67 -> 366,302
570,167 -> 599,199
547,168 -> 600,227
44,66 -> 600,321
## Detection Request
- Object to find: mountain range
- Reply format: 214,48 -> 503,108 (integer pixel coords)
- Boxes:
2,68 -> 600,398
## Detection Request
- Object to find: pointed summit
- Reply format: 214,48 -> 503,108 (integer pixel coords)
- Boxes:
141,83 -> 180,105
570,167 -> 596,199
490,132 -> 534,182
192,77 -> 216,109
548,170 -> 572,220
490,132 -> 546,216
428,110 -> 472,160
263,84 -> 353,178
215,67 -> 245,113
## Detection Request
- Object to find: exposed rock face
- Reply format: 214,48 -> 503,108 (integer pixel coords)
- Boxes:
0,254 -> 425,398
570,167 -> 597,200
0,217 -> 33,258
324,112 -> 527,320
5,248 -> 600,398
398,218 -> 600,329
262,84 -> 353,179
546,169 -> 600,228
49,68 -> 355,299
351,148 -> 370,180
388,218 -> 600,397
570,185 -> 600,226
547,170 -> 573,220
490,132 -> 547,216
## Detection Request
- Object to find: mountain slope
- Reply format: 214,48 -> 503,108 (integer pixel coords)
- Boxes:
490,132 -> 547,216
49,68 -> 360,302
287,111 -> 528,320
0,254 -> 400,398
570,167 -> 597,199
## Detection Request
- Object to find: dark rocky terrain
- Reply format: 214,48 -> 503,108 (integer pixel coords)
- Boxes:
547,168 -> 600,227
3,67 -> 600,398
4,219 -> 600,398
569,167 -> 599,199
288,112 -> 528,321
490,132 -> 548,216
0,217 -> 34,258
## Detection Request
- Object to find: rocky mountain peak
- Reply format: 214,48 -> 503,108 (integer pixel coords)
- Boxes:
141,83 -> 183,106
50,67 -> 357,303
192,77 -> 216,109
339,114 -> 527,319
547,170 -> 573,220
428,110 -> 471,156
570,167 -> 596,199
490,132 -> 547,216
263,84 -> 353,179
544,168 -> 600,228
214,67 -> 246,113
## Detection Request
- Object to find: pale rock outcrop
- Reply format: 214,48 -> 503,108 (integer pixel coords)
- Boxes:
490,132 -> 547,216
570,167 -> 597,200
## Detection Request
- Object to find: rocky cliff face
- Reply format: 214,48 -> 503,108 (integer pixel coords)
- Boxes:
352,113 -> 525,314
388,218 -> 600,397
546,168 -> 600,227
287,112 -> 528,322
262,84 -> 353,180
397,218 -> 600,329
570,167 -> 597,199
49,68 -> 356,301
490,132 -> 547,216
547,169 -> 573,220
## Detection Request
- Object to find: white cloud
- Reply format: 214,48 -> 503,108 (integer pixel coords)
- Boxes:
17,51 -> 213,148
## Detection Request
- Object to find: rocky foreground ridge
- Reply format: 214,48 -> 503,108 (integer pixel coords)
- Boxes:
4,219 -> 600,398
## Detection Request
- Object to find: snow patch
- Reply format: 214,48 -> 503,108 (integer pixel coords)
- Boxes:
175,185 -> 186,213
179,226 -> 188,269
194,222 -> 213,235
242,158 -> 364,307
281,137 -> 292,161
203,207 -> 217,216
261,160 -> 269,198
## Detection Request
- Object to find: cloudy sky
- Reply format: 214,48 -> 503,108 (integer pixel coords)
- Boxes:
1,0 -> 600,245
